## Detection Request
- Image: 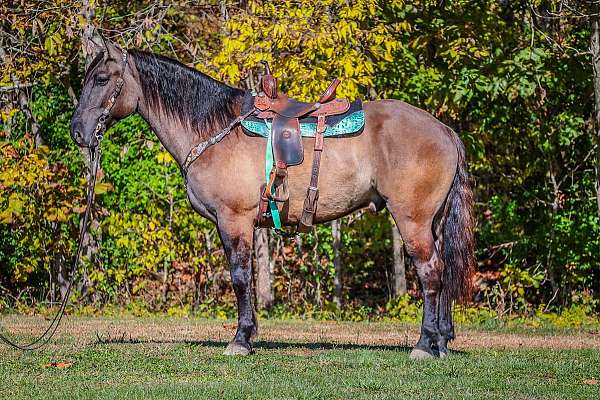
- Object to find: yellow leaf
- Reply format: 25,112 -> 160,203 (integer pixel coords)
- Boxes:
156,152 -> 173,164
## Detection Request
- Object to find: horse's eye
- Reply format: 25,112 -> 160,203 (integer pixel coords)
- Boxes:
95,75 -> 110,86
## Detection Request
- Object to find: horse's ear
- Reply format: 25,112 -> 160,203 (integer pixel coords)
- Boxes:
103,38 -> 124,61
83,31 -> 106,68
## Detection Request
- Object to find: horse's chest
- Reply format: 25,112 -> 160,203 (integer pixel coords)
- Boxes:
186,185 -> 217,223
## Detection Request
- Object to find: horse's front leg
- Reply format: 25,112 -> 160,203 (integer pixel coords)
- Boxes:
218,213 -> 257,356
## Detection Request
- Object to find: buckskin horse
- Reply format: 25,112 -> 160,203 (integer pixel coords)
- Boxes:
70,36 -> 475,360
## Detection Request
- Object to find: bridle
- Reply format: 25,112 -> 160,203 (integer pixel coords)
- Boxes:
0,49 -> 128,350
93,50 -> 128,144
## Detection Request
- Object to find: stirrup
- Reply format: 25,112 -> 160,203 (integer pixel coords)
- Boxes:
265,164 -> 289,202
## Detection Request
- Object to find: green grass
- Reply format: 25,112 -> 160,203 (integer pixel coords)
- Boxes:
0,317 -> 599,399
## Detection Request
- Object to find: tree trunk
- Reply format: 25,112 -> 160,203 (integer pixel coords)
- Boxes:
161,258 -> 170,307
332,219 -> 343,306
55,252 -> 68,300
254,228 -> 273,309
15,87 -> 43,147
591,10 -> 600,218
391,224 -> 407,296
0,47 -> 43,147
81,0 -> 95,46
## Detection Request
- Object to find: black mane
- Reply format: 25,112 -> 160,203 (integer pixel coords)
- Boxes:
130,49 -> 244,137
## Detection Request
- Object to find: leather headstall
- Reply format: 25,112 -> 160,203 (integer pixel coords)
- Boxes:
92,49 -> 128,145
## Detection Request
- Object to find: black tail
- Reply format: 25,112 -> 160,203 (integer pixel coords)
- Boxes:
441,129 -> 476,303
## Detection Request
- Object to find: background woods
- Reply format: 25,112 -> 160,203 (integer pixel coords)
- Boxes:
0,0 -> 598,321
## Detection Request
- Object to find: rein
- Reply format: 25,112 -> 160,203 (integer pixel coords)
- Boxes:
0,50 -> 128,351
0,149 -> 100,350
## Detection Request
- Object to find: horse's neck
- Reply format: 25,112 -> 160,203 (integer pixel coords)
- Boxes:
136,97 -> 243,170
129,53 -> 245,168
131,65 -> 241,165
136,104 -> 191,165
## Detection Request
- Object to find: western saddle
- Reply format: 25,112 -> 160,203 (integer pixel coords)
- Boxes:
255,61 -> 350,232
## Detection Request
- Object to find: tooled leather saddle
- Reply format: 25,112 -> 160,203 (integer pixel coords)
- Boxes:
251,61 -> 355,232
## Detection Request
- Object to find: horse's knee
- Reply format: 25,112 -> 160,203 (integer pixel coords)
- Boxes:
394,219 -> 444,293
230,265 -> 250,291
393,216 -> 434,261
223,236 -> 252,294
223,235 -> 251,265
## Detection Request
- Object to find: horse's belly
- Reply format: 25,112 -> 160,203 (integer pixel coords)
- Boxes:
282,135 -> 377,224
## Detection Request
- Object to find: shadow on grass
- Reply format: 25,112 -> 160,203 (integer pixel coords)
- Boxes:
255,340 -> 413,352
93,332 -> 466,355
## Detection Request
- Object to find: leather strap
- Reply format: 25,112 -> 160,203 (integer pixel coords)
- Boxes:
298,114 -> 326,232
182,108 -> 256,177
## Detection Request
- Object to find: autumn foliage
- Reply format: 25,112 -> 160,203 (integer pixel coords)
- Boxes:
0,1 -> 598,318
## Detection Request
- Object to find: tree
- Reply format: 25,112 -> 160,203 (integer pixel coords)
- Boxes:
531,0 -> 600,218
331,220 -> 343,306
254,228 -> 273,309
391,224 -> 407,297
587,2 -> 600,218
211,0 -> 407,100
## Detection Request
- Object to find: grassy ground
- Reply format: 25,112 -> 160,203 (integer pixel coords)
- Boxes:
0,316 -> 599,400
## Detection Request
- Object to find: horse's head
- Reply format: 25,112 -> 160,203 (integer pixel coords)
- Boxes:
71,34 -> 138,147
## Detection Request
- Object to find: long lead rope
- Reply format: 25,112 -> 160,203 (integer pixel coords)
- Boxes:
0,49 -> 128,351
0,146 -> 100,350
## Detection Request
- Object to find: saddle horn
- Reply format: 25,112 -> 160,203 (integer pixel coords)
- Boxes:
260,61 -> 277,99
318,78 -> 340,104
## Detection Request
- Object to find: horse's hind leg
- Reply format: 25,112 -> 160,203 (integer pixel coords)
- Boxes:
390,209 -> 445,359
437,261 -> 455,354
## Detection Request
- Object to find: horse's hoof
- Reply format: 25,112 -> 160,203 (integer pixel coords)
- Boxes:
435,344 -> 449,358
223,342 -> 253,356
409,348 -> 434,360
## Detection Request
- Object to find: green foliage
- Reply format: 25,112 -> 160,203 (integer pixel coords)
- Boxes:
385,295 -> 423,322
0,0 -> 598,319
0,138 -> 85,291
212,0 -> 406,99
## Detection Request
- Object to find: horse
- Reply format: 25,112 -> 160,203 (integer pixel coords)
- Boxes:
70,36 -> 475,360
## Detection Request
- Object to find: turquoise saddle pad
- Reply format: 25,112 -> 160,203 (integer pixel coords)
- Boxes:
241,111 -> 365,138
